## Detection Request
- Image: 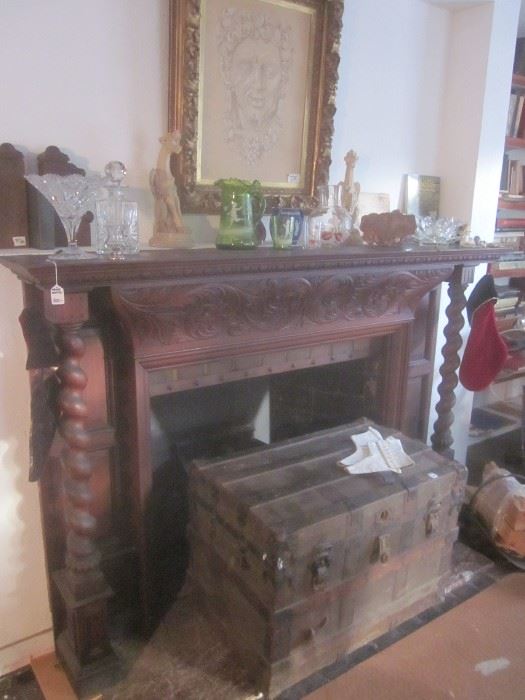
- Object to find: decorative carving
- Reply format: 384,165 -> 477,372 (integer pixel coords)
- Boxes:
361,210 -> 417,247
57,327 -> 103,594
38,146 -> 85,177
342,150 -> 360,212
114,270 -> 450,347
430,266 -> 469,456
168,0 -> 345,213
1,247 -> 504,293
53,323 -> 115,686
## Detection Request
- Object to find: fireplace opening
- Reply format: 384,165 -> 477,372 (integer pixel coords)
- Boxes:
145,343 -> 386,618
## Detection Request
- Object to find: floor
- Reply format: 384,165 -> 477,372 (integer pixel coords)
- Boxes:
7,543 -> 518,700
1,417 -> 524,700
304,572 -> 525,700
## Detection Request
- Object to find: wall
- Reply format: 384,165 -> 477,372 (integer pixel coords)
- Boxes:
0,0 -> 168,673
428,0 -> 520,461
0,0 -> 517,673
330,0 -> 449,198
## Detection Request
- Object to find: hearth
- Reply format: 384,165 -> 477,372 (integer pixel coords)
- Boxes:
0,245 -> 504,693
147,351 -> 384,615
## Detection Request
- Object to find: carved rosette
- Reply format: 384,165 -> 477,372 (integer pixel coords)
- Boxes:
114,269 -> 450,348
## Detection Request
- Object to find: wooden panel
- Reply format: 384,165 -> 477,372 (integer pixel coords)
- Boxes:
0,143 -> 28,248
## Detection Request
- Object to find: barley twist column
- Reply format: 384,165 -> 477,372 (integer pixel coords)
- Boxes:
53,322 -> 117,691
430,265 -> 473,457
58,326 -> 103,591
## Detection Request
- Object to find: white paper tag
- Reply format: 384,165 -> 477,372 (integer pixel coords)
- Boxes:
287,173 -> 300,184
428,472 -> 438,480
12,236 -> 26,247
50,284 -> 65,305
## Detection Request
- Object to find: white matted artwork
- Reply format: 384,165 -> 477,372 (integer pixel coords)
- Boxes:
199,0 -> 315,187
169,0 -> 345,213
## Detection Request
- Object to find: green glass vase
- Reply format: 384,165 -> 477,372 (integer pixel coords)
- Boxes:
215,178 -> 265,249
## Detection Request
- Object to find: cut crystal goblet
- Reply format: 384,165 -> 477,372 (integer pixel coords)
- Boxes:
25,173 -> 102,258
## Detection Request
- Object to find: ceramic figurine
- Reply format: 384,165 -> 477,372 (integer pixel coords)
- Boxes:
149,131 -> 192,248
341,149 -> 363,244
342,150 -> 361,218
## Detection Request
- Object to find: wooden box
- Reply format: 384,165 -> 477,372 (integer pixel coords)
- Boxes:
188,419 -> 467,698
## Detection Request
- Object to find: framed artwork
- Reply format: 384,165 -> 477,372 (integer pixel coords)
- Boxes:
168,0 -> 345,213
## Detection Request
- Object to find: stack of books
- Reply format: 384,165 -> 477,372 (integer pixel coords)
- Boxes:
495,195 -> 525,249
505,93 -> 525,140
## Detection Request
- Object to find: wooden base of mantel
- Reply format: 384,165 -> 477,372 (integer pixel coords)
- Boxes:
31,651 -> 102,700
53,570 -> 119,697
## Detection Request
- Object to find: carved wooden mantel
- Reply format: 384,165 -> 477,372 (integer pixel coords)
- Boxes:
0,245 -> 505,693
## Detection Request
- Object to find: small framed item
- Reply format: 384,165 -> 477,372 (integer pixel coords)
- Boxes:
404,174 -> 440,218
0,143 -> 28,249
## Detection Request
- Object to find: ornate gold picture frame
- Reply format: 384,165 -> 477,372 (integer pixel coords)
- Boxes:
168,0 -> 344,213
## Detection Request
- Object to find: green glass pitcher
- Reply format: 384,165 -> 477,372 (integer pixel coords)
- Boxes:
215,178 -> 265,249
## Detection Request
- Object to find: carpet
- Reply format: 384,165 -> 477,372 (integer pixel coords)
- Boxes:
102,568 -> 524,700
104,587 -> 256,700
305,573 -> 525,700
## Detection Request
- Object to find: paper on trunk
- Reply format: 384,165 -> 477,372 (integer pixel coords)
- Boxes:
339,427 -> 414,475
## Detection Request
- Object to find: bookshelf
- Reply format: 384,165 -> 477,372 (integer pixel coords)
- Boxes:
491,46 -> 525,384
497,71 -> 525,251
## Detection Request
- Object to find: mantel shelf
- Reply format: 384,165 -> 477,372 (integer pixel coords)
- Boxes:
0,246 -> 509,294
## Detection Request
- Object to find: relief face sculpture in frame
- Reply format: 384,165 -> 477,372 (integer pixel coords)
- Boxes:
169,0 -> 345,213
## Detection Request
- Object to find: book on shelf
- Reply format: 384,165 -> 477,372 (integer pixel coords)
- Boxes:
494,231 -> 525,251
514,38 -> 525,76
495,217 -> 525,230
506,94 -> 518,136
502,160 -> 525,196
500,154 -> 510,192
516,96 -> 525,138
506,94 -> 525,137
499,192 -> 525,202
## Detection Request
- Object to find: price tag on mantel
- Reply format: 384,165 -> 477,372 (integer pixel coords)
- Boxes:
50,284 -> 65,305
49,259 -> 65,305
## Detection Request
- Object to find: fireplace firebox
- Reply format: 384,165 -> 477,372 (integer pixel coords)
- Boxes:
0,245 -> 504,693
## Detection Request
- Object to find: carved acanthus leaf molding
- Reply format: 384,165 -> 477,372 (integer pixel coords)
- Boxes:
114,269 -> 450,346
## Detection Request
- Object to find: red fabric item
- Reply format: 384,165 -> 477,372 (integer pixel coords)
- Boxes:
459,299 -> 509,391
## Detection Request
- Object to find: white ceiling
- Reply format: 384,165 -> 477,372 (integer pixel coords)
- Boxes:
429,0 -> 525,37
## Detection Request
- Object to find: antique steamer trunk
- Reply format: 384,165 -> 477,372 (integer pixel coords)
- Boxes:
188,419 -> 467,698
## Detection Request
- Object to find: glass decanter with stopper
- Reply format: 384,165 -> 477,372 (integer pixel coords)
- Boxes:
95,161 -> 139,259
308,184 -> 353,247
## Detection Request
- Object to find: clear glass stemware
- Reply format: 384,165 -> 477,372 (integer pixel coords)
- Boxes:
25,173 -> 102,258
